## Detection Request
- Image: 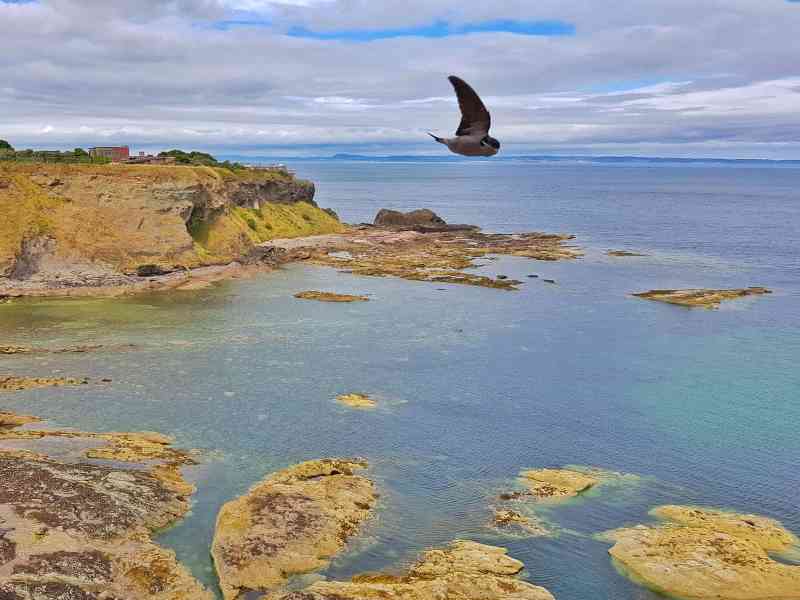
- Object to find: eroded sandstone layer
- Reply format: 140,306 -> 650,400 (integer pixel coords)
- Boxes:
0,412 -> 211,600
294,291 -> 370,303
0,376 -> 89,393
266,540 -> 555,600
633,287 -> 772,308
606,505 -> 800,600
212,458 -> 377,600
269,226 -> 582,291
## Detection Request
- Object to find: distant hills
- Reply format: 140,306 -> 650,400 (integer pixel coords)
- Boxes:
219,153 -> 800,166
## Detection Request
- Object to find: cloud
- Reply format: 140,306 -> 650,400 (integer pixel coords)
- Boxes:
1,0 -> 800,157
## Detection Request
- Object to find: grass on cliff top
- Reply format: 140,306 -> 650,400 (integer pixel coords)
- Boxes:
190,202 -> 343,262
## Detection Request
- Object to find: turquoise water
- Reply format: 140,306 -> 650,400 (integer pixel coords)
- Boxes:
1,162 -> 799,599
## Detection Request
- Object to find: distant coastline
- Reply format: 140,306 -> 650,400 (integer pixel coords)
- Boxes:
222,153 -> 800,166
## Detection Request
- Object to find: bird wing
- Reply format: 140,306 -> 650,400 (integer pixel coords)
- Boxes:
449,75 -> 491,137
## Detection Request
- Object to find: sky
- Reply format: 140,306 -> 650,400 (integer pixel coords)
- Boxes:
1,0 -> 800,158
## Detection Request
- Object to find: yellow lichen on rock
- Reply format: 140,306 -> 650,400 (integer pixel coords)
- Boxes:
266,540 -> 555,600
519,468 -> 599,500
336,393 -> 377,409
0,375 -> 89,392
295,291 -> 369,303
212,458 -> 377,600
634,287 -> 772,308
606,505 -> 800,600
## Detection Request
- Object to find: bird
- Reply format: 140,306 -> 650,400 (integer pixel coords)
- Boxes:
429,75 -> 500,157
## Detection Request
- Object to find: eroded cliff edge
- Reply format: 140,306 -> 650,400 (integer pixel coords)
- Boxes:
0,163 -> 343,295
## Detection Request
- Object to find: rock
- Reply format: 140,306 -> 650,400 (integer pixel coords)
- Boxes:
528,274 -> 539,278
490,510 -> 551,537
374,208 -> 446,228
497,275 -> 508,280
0,346 -> 32,355
606,505 -> 800,600
0,412 -> 41,428
135,264 -> 172,277
266,540 -> 555,600
543,279 -> 556,284
336,393 -> 377,409
0,417 -> 212,600
212,458 -> 377,600
633,287 -> 772,309
518,468 -> 599,500
0,376 -> 89,392
294,291 -> 369,303
607,249 -> 646,257
284,229 -> 581,292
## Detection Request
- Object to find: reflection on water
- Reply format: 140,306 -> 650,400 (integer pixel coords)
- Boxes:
1,163 -> 799,599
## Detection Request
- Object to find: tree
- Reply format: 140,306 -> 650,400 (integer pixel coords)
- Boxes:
0,140 -> 13,151
73,148 -> 89,157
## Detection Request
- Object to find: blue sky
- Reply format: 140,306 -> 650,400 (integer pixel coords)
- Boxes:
1,0 -> 800,158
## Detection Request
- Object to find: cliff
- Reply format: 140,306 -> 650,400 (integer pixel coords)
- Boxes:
0,163 -> 343,293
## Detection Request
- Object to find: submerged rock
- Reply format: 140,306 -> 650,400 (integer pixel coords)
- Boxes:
267,540 -> 555,600
633,287 -> 772,308
489,510 -> 552,537
605,505 -> 800,600
212,458 -> 377,600
336,393 -> 377,409
518,468 -> 599,500
607,250 -> 647,257
294,291 -> 369,303
0,416 -> 211,600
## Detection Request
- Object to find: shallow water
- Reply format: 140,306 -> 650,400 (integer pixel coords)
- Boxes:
1,162 -> 799,599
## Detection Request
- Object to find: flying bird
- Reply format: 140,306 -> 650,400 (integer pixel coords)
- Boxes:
429,75 -> 500,157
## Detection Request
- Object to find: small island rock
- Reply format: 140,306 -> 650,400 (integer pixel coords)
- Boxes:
519,468 -> 599,500
336,393 -> 377,409
212,458 -> 377,600
267,540 -> 555,600
606,505 -> 800,600
294,291 -> 369,303
634,287 -> 772,308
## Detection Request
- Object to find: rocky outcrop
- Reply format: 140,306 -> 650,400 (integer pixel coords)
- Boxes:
0,163 -> 341,296
605,505 -> 800,600
294,291 -> 369,303
489,510 -> 551,537
373,209 -> 477,233
518,468 -> 599,500
336,393 -> 377,409
268,228 -> 581,291
212,458 -> 377,600
0,412 -> 41,428
607,250 -> 646,257
266,540 -> 555,600
633,287 -> 772,308
0,414 -> 212,600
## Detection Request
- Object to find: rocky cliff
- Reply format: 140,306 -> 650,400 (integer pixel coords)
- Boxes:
0,163 -> 343,293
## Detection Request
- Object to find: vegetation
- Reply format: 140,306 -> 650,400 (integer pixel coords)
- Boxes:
0,144 -> 108,164
158,149 -> 246,171
0,140 -> 13,151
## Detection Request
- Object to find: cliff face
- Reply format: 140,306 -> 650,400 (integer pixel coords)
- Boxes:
0,163 -> 342,290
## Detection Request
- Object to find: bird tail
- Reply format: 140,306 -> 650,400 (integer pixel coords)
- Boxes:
428,132 -> 445,144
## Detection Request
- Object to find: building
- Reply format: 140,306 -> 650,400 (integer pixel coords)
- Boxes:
89,146 -> 130,162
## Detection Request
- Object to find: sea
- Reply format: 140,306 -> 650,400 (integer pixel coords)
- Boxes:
1,159 -> 799,599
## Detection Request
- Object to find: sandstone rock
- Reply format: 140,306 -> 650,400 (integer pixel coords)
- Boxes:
374,209 -> 446,228
275,228 -> 581,291
0,417 -> 211,600
336,393 -> 377,409
0,346 -> 31,355
212,458 -> 377,600
490,510 -> 551,537
266,540 -> 555,600
0,376 -> 89,392
294,291 -> 369,303
518,468 -> 599,500
633,287 -> 772,308
606,505 -> 800,600
0,412 -> 41,428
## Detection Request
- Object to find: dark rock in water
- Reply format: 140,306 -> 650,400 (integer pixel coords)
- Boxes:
528,275 -> 539,278
497,275 -> 508,280
135,264 -> 171,277
374,208 -> 446,228
544,279 -> 557,284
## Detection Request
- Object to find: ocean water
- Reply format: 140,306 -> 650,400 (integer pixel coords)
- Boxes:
1,161 -> 799,599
